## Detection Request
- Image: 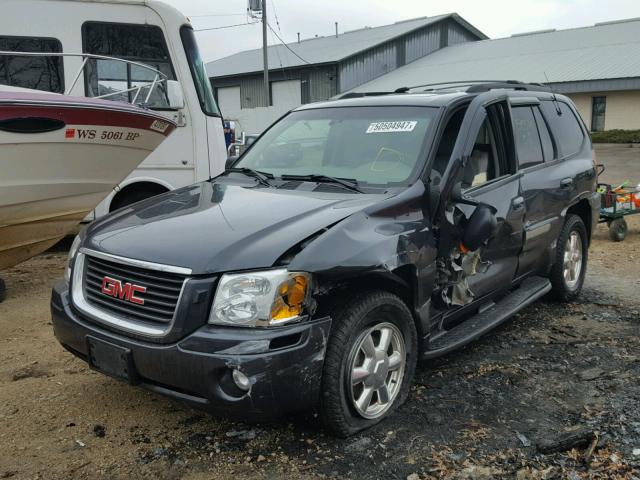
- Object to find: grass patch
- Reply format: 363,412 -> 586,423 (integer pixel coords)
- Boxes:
591,129 -> 640,144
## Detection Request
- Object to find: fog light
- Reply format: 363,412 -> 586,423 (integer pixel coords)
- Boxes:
232,369 -> 251,392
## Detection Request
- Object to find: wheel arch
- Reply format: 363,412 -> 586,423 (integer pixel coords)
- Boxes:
107,177 -> 175,212
315,266 -> 425,340
564,198 -> 593,244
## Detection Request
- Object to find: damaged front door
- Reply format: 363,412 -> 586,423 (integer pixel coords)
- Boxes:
435,94 -> 525,307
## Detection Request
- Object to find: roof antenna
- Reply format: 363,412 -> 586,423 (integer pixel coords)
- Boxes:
544,71 -> 562,115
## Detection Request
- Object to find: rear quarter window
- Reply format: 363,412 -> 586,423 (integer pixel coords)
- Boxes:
540,101 -> 585,158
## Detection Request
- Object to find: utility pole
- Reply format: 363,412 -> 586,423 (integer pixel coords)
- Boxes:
262,0 -> 269,106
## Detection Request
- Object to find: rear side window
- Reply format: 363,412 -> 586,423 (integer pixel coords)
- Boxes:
82,22 -> 175,108
540,101 -> 585,158
0,36 -> 64,93
533,107 -> 555,162
512,106 -> 543,169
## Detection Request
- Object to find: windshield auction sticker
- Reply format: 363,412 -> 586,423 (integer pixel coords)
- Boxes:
366,121 -> 418,133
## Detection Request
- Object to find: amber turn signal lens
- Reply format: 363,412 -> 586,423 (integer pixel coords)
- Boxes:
270,275 -> 308,321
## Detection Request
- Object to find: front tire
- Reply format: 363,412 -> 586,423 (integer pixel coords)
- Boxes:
549,214 -> 588,302
0,277 -> 5,303
320,290 -> 417,437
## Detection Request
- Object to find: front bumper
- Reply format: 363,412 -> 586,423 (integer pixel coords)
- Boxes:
51,280 -> 331,417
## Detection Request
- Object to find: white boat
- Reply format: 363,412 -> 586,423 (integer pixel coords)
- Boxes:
0,90 -> 176,270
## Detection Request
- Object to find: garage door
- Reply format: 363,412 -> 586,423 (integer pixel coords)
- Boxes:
271,80 -> 301,109
217,86 -> 241,117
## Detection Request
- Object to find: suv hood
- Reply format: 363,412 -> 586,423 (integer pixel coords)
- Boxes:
86,180 -> 388,274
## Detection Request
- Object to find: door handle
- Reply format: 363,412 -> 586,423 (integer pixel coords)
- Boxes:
512,196 -> 525,210
561,178 -> 574,189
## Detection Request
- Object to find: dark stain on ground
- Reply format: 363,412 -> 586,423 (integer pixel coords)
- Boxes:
128,286 -> 640,479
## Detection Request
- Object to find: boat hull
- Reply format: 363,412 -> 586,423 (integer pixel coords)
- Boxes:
0,93 -> 176,269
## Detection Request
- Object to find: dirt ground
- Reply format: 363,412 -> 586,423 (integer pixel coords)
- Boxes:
1,146 -> 640,480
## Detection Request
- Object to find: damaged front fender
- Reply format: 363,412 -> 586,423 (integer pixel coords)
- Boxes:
287,181 -> 438,324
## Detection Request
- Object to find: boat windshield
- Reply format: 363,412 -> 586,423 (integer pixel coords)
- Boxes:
180,26 -> 220,117
235,106 -> 437,187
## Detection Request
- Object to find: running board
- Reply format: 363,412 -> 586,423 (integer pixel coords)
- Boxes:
424,276 -> 551,359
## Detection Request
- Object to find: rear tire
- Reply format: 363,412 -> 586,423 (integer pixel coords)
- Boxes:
549,214 -> 588,302
608,218 -> 627,242
0,278 -> 6,303
320,290 -> 417,437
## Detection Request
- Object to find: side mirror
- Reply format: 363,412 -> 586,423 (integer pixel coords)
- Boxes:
166,80 -> 185,109
462,203 -> 497,251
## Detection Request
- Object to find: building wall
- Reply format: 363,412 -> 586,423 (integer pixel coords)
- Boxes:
217,79 -> 302,133
338,21 -> 462,92
568,93 -> 592,128
447,20 -> 479,46
338,42 -> 398,92
240,75 -> 269,109
567,90 -> 640,131
303,66 -> 338,103
405,26 -> 440,64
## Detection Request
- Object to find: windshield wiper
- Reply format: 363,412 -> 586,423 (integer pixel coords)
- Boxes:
281,174 -> 364,193
225,168 -> 274,187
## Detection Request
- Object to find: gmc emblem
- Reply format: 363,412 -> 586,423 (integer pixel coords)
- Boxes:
101,276 -> 147,305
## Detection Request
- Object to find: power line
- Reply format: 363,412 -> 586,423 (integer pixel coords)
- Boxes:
267,23 -> 312,65
195,21 -> 259,32
268,26 -> 290,82
189,13 -> 247,18
270,0 -> 282,34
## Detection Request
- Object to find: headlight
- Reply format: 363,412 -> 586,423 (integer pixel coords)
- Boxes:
209,269 -> 311,327
64,235 -> 82,284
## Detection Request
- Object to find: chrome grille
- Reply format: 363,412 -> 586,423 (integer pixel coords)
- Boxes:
83,254 -> 187,326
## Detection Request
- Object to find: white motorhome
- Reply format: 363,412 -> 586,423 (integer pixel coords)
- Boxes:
0,0 -> 227,217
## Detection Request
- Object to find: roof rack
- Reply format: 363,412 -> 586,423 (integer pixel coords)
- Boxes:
336,80 -> 552,100
403,79 -> 551,93
336,91 -> 401,100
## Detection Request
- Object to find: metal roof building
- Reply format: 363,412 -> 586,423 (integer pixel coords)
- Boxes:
350,17 -> 640,132
352,17 -> 640,94
206,14 -> 486,133
208,15 -> 640,134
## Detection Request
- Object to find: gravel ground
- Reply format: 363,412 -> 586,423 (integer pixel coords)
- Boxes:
1,219 -> 639,480
1,144 -> 639,479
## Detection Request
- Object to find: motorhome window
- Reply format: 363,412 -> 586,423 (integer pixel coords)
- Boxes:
0,36 -> 63,93
180,26 -> 221,116
82,22 -> 175,108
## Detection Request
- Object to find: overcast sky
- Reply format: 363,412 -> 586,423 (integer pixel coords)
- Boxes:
160,0 -> 640,63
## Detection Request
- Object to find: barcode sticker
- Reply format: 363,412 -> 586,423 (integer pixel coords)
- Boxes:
366,121 -> 418,134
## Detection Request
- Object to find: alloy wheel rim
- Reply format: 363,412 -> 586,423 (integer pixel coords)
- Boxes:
348,322 -> 406,419
563,231 -> 583,289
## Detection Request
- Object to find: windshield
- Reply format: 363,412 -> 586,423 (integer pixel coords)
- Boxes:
236,106 -> 436,186
180,26 -> 221,117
